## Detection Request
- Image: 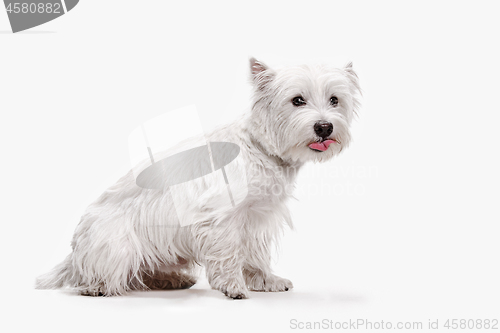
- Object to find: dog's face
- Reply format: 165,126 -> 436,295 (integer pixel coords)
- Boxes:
249,58 -> 361,163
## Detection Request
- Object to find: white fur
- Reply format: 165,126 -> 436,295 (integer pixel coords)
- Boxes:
36,58 -> 361,299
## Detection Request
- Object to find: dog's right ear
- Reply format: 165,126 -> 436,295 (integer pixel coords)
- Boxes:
250,57 -> 274,90
344,62 -> 361,95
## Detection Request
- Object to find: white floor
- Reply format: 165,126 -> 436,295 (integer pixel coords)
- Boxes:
19,267 -> 499,333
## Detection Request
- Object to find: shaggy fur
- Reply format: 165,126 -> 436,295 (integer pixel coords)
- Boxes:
36,58 -> 361,299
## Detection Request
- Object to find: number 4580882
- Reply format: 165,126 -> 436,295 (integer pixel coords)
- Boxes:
444,319 -> 498,330
6,3 -> 61,14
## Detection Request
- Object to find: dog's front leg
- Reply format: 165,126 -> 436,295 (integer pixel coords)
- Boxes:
243,238 -> 293,292
205,256 -> 248,299
198,222 -> 248,299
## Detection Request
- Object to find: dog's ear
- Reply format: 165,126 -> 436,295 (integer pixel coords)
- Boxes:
344,62 -> 361,95
250,57 -> 274,90
344,62 -> 355,73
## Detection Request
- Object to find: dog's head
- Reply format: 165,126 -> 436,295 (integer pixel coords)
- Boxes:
248,58 -> 361,163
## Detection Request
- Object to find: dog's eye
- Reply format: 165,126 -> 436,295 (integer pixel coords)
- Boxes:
292,96 -> 306,106
330,96 -> 339,107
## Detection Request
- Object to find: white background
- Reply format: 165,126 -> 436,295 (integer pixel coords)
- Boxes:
1,1 -> 499,332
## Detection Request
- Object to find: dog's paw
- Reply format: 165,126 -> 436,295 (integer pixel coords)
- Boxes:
223,289 -> 249,300
249,274 -> 293,292
80,286 -> 106,297
218,281 -> 249,299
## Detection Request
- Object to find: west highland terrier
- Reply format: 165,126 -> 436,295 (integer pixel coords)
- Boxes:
36,58 -> 361,299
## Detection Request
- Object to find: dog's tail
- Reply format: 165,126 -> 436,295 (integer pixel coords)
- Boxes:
35,254 -> 74,290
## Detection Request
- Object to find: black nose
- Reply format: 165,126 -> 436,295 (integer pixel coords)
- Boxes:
314,121 -> 333,139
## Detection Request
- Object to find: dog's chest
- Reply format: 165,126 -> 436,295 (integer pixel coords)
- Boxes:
245,162 -> 299,204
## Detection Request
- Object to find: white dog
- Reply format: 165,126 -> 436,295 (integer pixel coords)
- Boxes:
36,58 -> 361,299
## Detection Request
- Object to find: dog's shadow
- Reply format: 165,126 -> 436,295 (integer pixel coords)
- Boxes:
125,288 -> 366,304
127,288 -> 217,300
60,287 -> 217,300
61,287 -> 366,304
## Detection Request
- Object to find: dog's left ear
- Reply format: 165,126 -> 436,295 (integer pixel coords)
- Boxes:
344,62 -> 361,94
250,57 -> 275,90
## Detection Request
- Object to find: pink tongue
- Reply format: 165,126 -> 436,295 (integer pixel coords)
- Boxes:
309,140 -> 335,151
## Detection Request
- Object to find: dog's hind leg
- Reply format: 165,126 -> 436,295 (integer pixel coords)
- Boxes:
140,261 -> 197,290
141,271 -> 197,290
